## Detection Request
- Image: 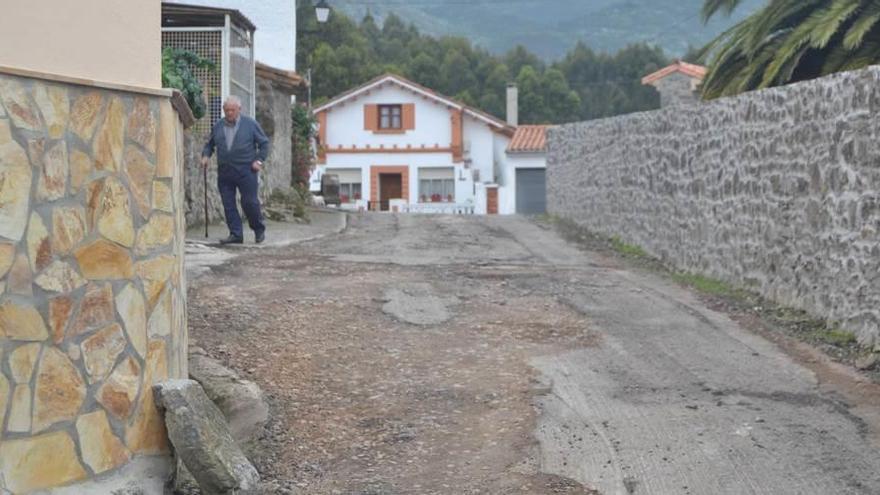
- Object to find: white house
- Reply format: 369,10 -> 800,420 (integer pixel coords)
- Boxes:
310,73 -> 548,215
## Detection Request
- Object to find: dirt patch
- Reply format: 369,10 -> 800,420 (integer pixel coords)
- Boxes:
187,246 -> 599,494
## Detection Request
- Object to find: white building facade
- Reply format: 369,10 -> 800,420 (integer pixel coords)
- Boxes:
310,74 -> 520,213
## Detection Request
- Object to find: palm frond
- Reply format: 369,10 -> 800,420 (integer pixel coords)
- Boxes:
702,0 -> 746,22
701,0 -> 880,98
809,0 -> 861,48
843,1 -> 880,49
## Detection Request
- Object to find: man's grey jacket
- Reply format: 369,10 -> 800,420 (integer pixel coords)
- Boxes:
202,116 -> 270,170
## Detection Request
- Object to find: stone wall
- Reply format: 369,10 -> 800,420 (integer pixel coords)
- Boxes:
547,66 -> 880,346
255,74 -> 293,200
182,129 -> 224,229
182,73 -> 294,229
0,70 -> 187,493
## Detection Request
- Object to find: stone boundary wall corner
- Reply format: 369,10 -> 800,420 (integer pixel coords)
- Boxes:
548,66 -> 880,346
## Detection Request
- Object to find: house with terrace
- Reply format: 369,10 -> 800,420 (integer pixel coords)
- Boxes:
310,74 -> 550,214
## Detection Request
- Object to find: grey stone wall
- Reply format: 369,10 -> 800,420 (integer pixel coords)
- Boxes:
182,129 -> 224,228
654,72 -> 699,107
182,75 -> 293,228
255,76 -> 293,201
548,66 -> 880,346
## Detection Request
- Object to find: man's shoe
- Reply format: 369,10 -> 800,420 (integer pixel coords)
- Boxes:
255,231 -> 265,244
218,235 -> 243,245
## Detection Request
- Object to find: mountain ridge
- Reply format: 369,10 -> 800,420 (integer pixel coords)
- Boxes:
330,0 -> 764,59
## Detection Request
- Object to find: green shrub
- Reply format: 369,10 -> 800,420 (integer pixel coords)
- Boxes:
161,47 -> 215,119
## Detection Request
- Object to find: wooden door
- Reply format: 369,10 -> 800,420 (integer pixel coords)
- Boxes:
487,186 -> 499,215
379,173 -> 402,211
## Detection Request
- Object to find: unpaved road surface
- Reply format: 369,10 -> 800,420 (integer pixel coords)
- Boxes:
187,214 -> 880,494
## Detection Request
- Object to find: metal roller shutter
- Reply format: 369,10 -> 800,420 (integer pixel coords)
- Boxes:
515,168 -> 546,214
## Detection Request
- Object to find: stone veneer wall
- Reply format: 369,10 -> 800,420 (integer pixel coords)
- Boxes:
255,73 -> 293,199
547,66 -> 880,346
182,75 -> 293,228
0,70 -> 187,493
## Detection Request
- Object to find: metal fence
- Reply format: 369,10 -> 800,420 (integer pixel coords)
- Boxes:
162,24 -> 254,135
229,25 -> 255,119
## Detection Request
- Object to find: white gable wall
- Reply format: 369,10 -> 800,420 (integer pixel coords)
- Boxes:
323,85 -> 453,149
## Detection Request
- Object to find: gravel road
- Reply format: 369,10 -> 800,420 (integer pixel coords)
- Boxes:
187,213 -> 880,494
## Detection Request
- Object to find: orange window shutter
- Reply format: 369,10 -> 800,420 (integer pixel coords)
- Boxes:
364,104 -> 378,131
402,104 -> 415,130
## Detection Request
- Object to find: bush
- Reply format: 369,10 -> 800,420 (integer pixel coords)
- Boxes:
161,47 -> 215,119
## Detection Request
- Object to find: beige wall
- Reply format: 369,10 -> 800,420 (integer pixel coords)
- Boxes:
0,0 -> 160,89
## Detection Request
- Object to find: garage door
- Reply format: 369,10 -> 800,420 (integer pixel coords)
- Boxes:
516,168 -> 546,214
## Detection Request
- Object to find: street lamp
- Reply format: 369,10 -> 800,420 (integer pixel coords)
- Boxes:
315,0 -> 330,23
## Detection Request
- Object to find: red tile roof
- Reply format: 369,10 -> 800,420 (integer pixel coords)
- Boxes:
641,61 -> 708,86
255,62 -> 306,93
507,125 -> 549,153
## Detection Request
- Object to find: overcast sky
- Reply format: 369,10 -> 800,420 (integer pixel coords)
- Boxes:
181,0 -> 296,71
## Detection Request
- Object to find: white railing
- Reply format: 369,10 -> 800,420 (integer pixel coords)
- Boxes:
398,202 -> 475,215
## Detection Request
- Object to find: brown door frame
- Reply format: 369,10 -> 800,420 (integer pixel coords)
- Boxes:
370,165 -> 409,211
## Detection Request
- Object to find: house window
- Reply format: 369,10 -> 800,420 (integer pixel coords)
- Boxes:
327,168 -> 362,203
379,105 -> 402,130
339,182 -> 362,203
419,168 -> 455,203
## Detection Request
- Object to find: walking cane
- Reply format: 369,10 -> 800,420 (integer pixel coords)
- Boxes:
204,161 -> 209,238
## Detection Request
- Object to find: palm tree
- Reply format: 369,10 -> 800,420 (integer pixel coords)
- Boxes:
699,0 -> 880,99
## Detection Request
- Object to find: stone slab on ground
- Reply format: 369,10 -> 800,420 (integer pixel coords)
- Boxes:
185,208 -> 346,249
381,283 -> 456,326
189,346 -> 269,455
185,209 -> 347,280
153,379 -> 260,495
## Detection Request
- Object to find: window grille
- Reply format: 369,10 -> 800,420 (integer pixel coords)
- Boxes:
162,29 -> 223,135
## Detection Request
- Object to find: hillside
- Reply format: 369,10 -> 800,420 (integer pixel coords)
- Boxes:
330,0 -> 764,59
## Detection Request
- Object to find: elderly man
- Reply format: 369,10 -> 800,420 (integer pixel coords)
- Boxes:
201,96 -> 270,244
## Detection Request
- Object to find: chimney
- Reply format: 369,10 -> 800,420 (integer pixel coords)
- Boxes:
506,83 -> 518,127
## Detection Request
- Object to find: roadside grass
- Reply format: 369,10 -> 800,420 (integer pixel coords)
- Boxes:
610,236 -> 649,258
538,214 -> 872,371
670,272 -> 747,300
809,328 -> 858,347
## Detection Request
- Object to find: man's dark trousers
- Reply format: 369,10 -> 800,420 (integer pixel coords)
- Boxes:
218,166 -> 264,239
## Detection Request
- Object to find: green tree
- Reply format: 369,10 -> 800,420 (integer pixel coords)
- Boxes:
541,69 -> 581,123
297,3 -> 671,123
700,0 -> 880,98
441,49 -> 477,95
516,65 -> 545,123
407,53 -> 442,89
